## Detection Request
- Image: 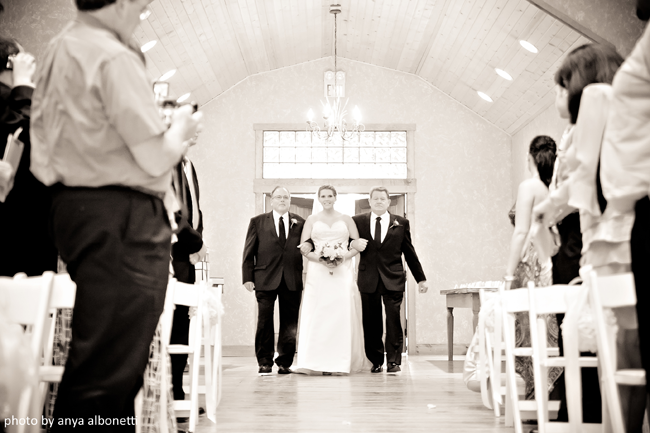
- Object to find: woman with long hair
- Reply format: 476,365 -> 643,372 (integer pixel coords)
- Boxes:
532,43 -> 626,426
294,185 -> 371,374
506,135 -> 561,401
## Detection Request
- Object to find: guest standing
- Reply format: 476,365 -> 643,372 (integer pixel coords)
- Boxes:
600,19 -> 650,428
0,36 -> 57,277
30,0 -> 202,430
533,43 -> 624,424
505,136 -> 562,401
170,155 -> 207,405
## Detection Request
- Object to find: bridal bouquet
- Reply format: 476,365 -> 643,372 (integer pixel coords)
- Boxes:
318,242 -> 345,275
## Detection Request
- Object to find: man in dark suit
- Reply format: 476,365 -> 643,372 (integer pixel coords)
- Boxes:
171,156 -> 207,403
352,186 -> 428,373
242,186 -> 305,374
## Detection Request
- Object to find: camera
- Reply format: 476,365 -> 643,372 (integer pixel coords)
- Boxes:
153,81 -> 198,126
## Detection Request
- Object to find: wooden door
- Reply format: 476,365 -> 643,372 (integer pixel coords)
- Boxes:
354,195 -> 408,353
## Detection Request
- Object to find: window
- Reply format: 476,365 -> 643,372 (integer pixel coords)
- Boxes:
262,131 -> 408,179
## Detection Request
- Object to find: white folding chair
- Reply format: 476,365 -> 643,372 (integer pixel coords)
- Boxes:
588,270 -> 646,433
527,281 -> 603,433
0,271 -> 55,433
500,279 -> 562,433
160,278 -> 205,433
39,273 -> 77,409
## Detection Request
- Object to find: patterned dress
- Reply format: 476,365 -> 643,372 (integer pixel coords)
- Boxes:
513,243 -> 563,400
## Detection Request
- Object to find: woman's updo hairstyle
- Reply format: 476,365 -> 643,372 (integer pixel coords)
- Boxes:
554,43 -> 623,124
529,135 -> 557,188
318,185 -> 337,197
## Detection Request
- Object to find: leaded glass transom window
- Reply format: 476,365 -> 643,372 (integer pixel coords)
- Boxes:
262,131 -> 407,179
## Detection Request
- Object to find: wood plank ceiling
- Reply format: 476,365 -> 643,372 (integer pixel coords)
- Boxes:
133,0 -> 590,135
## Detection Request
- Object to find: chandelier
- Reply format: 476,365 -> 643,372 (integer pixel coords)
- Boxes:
306,4 -> 364,142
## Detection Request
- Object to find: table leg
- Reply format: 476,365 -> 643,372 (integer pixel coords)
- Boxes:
447,307 -> 454,361
472,300 -> 480,331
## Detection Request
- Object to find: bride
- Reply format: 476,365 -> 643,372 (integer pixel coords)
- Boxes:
294,185 -> 372,374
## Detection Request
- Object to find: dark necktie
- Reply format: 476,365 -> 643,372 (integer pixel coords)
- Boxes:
279,216 -> 286,245
374,216 -> 382,247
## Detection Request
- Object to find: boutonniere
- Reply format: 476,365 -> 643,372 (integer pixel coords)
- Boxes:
389,220 -> 400,229
290,218 -> 298,229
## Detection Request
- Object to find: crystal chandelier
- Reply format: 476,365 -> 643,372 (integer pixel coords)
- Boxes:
306,4 -> 364,142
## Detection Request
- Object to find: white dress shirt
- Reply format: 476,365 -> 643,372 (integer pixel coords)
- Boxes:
272,210 -> 289,239
182,157 -> 200,229
370,211 -> 389,243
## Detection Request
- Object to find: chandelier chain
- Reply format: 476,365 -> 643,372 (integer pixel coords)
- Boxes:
305,4 -> 364,142
334,11 -> 337,88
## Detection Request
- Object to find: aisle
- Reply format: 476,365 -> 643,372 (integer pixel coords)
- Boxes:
192,355 -> 522,433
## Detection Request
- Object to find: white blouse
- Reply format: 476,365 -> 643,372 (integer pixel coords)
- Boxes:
601,22 -> 650,217
547,84 -> 634,263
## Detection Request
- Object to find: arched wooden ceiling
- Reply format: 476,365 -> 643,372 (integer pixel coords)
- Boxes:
134,0 -> 590,134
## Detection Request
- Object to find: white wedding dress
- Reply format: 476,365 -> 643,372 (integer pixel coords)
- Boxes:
294,220 -> 372,374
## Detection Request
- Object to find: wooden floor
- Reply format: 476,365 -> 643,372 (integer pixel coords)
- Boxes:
187,355 -> 526,433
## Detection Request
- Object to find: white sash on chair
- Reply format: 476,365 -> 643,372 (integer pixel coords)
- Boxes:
199,283 -> 224,422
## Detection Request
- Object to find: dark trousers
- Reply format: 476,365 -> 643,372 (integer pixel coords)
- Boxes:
49,186 -> 171,432
255,276 -> 302,367
551,212 -> 601,423
631,196 -> 650,396
170,261 -> 195,401
360,277 -> 404,366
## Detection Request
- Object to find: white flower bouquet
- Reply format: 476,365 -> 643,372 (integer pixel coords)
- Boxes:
318,242 -> 345,275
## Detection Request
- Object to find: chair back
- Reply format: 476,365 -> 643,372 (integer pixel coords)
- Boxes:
49,273 -> 77,309
0,272 -> 55,358
528,284 -> 581,315
0,272 -> 55,433
588,270 -> 639,433
592,272 -> 636,309
173,280 -> 203,307
500,286 -> 529,314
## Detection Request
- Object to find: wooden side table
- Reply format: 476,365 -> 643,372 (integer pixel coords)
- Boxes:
440,287 -> 498,361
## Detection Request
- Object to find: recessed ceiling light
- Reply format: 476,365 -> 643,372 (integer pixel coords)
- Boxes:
519,40 -> 538,53
140,9 -> 151,20
495,68 -> 512,81
159,69 -> 176,81
177,93 -> 191,103
477,91 -> 493,102
140,40 -> 157,53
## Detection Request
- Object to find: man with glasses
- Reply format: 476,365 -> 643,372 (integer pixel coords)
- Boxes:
242,186 -> 305,374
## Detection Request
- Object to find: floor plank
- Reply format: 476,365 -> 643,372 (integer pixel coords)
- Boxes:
188,355 -> 525,432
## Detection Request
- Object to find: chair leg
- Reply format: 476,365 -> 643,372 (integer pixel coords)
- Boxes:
503,313 -> 523,433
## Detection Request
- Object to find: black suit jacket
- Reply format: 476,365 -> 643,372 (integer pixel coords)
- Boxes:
242,211 -> 305,291
0,83 -> 57,277
172,161 -> 203,264
352,212 -> 426,293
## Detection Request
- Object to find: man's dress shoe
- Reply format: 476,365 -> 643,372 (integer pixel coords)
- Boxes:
387,363 -> 401,373
258,365 -> 273,374
278,366 -> 292,374
371,365 -> 383,373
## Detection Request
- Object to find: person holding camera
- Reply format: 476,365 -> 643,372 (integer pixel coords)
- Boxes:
29,0 -> 203,429
0,36 -> 58,277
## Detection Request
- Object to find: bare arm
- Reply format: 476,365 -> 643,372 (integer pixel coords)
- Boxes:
301,216 -> 320,263
506,180 -> 537,276
344,215 -> 361,260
